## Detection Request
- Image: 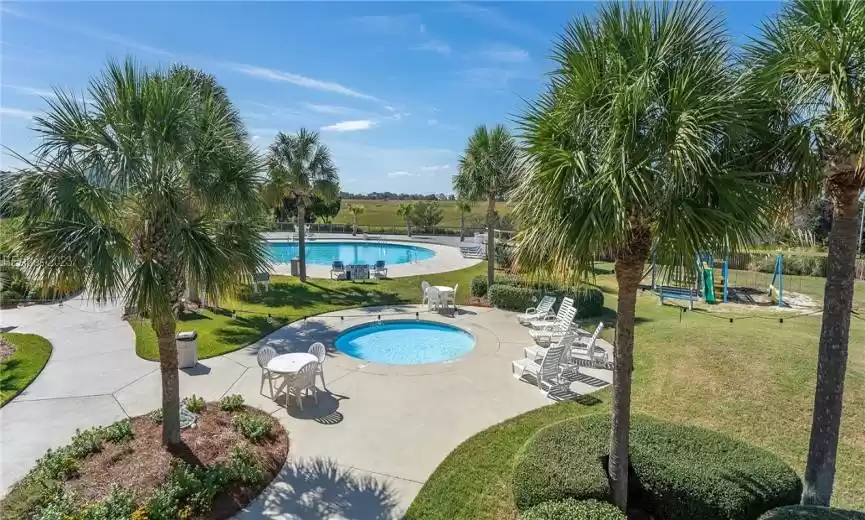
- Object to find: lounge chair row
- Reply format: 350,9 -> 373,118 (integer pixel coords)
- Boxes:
330,260 -> 387,280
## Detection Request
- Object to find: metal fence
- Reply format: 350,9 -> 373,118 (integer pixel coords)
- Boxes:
266,222 -> 516,239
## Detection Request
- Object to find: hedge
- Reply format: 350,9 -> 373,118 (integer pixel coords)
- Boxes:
489,284 -> 535,312
758,506 -> 865,519
520,499 -> 626,520
513,413 -> 801,520
476,275 -> 604,318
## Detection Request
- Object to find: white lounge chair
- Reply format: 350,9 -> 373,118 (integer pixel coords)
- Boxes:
570,323 -> 609,367
529,304 -> 578,346
523,333 -> 577,363
517,295 -> 556,325
512,342 -> 567,393
330,261 -> 346,280
527,297 -> 574,330
285,361 -> 318,411
257,346 -> 280,398
308,342 -> 327,388
373,260 -> 387,278
460,243 -> 485,258
305,224 -> 315,240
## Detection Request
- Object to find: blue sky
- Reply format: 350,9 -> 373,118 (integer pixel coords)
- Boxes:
1,1 -> 781,194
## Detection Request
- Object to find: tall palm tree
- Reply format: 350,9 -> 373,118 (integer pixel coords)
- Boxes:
746,0 -> 865,505
263,129 -> 339,282
514,3 -> 771,510
456,199 -> 472,241
454,125 -> 519,287
396,202 -> 415,236
7,59 -> 267,446
348,204 -> 364,235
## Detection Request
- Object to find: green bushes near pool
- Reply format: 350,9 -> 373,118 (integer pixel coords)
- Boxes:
472,275 -> 604,318
758,506 -> 865,520
513,413 -> 802,520
519,498 -> 626,520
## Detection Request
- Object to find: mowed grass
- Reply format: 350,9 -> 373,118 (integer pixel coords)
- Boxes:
0,332 -> 52,406
331,199 -> 512,229
133,262 -> 488,360
406,267 -> 865,518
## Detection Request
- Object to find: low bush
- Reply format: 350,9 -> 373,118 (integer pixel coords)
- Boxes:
228,444 -> 265,485
182,394 -> 206,414
758,506 -> 865,519
69,427 -> 105,458
81,485 -> 137,520
747,253 -> 828,277
480,275 -> 605,318
471,276 -> 488,297
1,289 -> 22,309
520,499 -> 626,520
220,394 -> 245,412
513,413 -> 801,520
147,408 -> 163,423
103,419 -> 134,443
232,412 -> 273,443
489,284 -> 536,311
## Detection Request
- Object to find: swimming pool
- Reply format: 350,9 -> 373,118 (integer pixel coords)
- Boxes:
266,241 -> 435,266
334,320 -> 475,365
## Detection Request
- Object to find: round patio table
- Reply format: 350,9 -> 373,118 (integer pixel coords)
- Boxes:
267,352 -> 317,374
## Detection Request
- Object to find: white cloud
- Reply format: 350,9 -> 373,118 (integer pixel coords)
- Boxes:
427,118 -> 438,126
384,105 -> 396,112
0,107 -> 39,119
321,119 -> 376,132
412,40 -> 451,56
420,164 -> 451,172
450,3 -> 547,42
303,103 -> 353,115
387,170 -> 415,177
479,44 -> 530,63
2,84 -> 57,98
231,63 -> 383,103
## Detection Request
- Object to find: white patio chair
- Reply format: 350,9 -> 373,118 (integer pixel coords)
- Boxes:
427,287 -> 440,311
512,342 -> 567,393
526,297 -> 574,330
305,224 -> 315,239
517,295 -> 556,325
443,283 -> 458,311
286,361 -> 318,411
330,261 -> 346,280
421,281 -> 431,305
308,342 -> 327,388
524,333 -> 577,364
257,346 -> 280,398
529,305 -> 578,346
373,260 -> 387,278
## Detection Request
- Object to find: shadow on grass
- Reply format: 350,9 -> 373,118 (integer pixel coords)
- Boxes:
237,281 -> 406,309
213,315 -> 283,346
582,308 -> 652,328
0,359 -> 21,393
178,311 -> 212,322
247,457 -> 400,520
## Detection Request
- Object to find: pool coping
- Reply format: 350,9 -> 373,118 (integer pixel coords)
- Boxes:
264,238 -> 482,279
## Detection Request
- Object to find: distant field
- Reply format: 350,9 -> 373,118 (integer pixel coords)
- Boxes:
330,199 -> 512,229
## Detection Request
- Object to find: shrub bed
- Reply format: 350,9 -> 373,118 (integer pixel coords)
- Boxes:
477,275 -> 604,318
0,397 -> 288,520
758,506 -> 865,519
513,413 -> 801,520
520,498 -> 626,520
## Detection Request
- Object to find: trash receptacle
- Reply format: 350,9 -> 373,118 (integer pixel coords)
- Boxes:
176,331 -> 198,368
290,257 -> 300,277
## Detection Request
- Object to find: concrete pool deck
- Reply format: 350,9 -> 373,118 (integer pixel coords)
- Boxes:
263,233 -> 483,279
0,298 -> 613,518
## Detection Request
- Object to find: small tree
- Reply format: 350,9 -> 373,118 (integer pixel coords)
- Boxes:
396,202 -> 415,236
411,200 -> 444,230
348,204 -> 364,235
456,199 -> 472,241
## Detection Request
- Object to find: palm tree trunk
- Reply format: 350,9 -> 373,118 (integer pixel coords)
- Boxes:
353,214 -> 358,236
460,211 -> 465,242
298,203 -> 307,282
153,315 -> 180,446
609,224 -> 651,512
802,176 -> 861,505
486,196 -> 495,287
406,219 -> 412,237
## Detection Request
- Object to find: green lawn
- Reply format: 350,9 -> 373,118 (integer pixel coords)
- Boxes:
406,267 -> 865,518
0,332 -> 52,406
332,199 -> 512,229
133,263 -> 488,360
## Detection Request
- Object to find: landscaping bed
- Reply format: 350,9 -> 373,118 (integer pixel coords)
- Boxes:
0,397 -> 288,520
0,332 -> 52,406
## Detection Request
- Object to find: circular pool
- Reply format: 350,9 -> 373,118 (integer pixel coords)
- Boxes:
334,320 -> 475,365
266,241 -> 435,266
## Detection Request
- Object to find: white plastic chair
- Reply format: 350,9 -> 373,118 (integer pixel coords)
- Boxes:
443,283 -> 458,311
529,305 -> 578,346
257,346 -> 280,398
527,297 -> 574,330
427,287 -> 440,311
421,281 -> 431,305
308,342 -> 327,388
524,333 -> 577,364
517,296 -> 556,325
512,342 -> 566,393
286,361 -> 318,410
571,323 -> 609,367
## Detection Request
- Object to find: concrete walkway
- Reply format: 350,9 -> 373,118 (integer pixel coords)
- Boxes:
0,299 -> 612,518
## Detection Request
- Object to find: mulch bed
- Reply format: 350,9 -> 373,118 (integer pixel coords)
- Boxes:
0,337 -> 16,362
67,405 -> 288,520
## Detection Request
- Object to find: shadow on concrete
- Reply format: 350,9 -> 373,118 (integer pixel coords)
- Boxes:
250,457 -> 401,520
273,391 -> 349,425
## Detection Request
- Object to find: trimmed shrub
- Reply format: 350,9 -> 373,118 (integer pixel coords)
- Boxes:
219,394 -> 245,412
471,276 -> 488,297
480,275 -> 605,318
759,506 -> 865,520
232,412 -> 272,443
520,499 -> 626,520
182,394 -> 206,414
488,284 -> 536,311
513,413 -> 801,520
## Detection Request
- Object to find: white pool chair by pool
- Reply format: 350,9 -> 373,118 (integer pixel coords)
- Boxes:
526,297 -> 574,330
529,305 -> 578,346
426,286 -> 440,311
286,361 -> 318,411
330,261 -> 346,280
512,342 -> 566,393
305,224 -> 315,239
517,295 -> 556,325
421,281 -> 431,305
308,342 -> 327,388
570,323 -> 609,367
524,333 -> 577,363
373,260 -> 387,278
257,346 -> 280,398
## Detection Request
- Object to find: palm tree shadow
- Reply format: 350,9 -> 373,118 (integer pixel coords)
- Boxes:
248,457 -> 402,520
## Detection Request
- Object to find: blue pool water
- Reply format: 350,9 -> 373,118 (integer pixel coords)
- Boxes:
266,241 -> 435,266
335,320 -> 475,365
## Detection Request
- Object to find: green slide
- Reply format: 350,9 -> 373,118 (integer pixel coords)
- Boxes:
703,266 -> 716,304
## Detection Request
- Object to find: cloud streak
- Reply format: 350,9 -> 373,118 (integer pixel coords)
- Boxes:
321,120 -> 376,132
412,40 -> 452,56
478,44 -> 530,63
231,63 -> 383,103
451,3 -> 547,42
0,107 -> 39,119
2,84 -> 57,98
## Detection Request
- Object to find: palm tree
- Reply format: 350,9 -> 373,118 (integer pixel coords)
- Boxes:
396,202 -> 415,236
454,125 -> 519,287
7,59 -> 267,446
263,129 -> 339,282
514,3 -> 771,511
456,199 -> 472,241
348,204 -> 364,235
746,0 -> 865,505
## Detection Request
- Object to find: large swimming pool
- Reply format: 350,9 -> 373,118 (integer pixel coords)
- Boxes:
335,320 -> 475,365
266,241 -> 435,265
